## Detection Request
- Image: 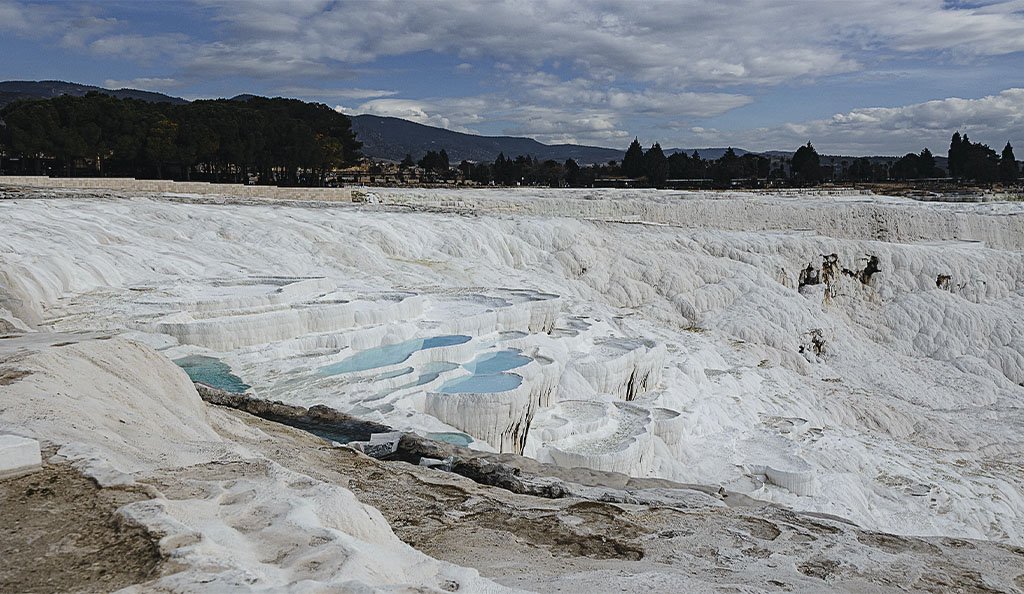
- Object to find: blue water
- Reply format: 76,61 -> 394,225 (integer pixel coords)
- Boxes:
497,331 -> 528,341
411,361 -> 461,386
436,349 -> 530,394
174,355 -> 250,393
321,335 -> 471,375
372,361 -> 461,400
437,373 -> 522,394
427,431 -> 474,447
375,367 -> 414,381
463,350 -> 531,375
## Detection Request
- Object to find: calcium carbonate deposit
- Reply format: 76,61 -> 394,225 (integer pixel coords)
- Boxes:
2,185 -> 1023,590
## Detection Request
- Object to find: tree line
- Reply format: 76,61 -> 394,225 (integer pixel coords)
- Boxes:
407,135 -> 1017,189
1,93 -> 1018,188
0,92 -> 362,185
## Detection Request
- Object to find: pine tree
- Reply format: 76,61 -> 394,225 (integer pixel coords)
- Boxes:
643,142 -> 668,185
622,137 -> 645,178
1000,142 -> 1019,183
791,142 -> 822,184
948,132 -> 963,178
918,148 -> 935,178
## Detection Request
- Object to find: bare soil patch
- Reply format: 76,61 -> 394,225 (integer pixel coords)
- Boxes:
0,454 -> 164,593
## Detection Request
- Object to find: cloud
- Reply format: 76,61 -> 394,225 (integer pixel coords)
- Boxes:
271,86 -> 398,99
352,98 -> 484,133
182,0 -> 1024,87
89,33 -> 188,62
6,0 -> 1024,154
103,77 -> 182,90
0,1 -> 179,62
682,88 -> 1024,155
0,0 -> 67,36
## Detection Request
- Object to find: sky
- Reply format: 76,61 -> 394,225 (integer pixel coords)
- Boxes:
2,0 -> 1024,156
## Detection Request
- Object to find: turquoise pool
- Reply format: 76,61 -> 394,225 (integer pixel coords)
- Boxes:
321,335 -> 471,375
437,373 -> 523,394
174,355 -> 250,393
462,349 -> 531,375
436,349 -> 530,394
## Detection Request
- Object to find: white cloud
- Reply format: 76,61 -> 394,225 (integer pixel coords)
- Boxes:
352,98 -> 483,133
103,77 -> 181,90
182,0 -> 1024,87
272,86 -> 398,99
88,33 -> 187,61
682,88 -> 1024,155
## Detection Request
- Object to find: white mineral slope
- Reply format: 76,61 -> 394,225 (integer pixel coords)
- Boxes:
1,188 -> 1023,547
0,333 -> 517,593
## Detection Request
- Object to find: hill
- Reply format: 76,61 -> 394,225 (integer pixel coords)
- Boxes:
4,80 -> 941,167
664,147 -> 754,160
350,114 -> 625,164
0,80 -> 188,108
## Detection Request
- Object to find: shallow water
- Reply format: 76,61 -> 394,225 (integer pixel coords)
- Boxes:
463,349 -> 531,375
437,372 -> 523,394
321,335 -> 471,375
436,349 -> 530,394
174,355 -> 250,393
426,431 -> 474,447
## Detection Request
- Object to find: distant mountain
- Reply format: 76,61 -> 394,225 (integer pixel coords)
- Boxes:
0,80 -> 188,108
665,147 -> 753,160
3,80 -> 933,165
350,114 -> 625,164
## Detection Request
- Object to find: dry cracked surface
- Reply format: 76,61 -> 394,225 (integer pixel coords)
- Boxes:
203,407 -> 1024,593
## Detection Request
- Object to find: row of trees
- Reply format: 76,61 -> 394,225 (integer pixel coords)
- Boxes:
406,148 -> 775,188
947,133 -> 1018,183
622,139 -> 773,185
424,136 -> 1019,188
0,93 -> 362,185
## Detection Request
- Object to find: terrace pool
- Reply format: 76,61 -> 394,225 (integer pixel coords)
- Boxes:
174,355 -> 250,393
321,335 -> 471,375
436,349 -> 531,394
426,431 -> 474,447
437,373 -> 522,394
463,349 -> 531,375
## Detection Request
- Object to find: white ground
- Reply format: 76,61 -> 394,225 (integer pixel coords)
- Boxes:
2,186 -> 1023,552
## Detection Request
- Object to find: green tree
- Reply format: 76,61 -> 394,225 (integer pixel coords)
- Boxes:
643,142 -> 668,186
1000,142 -> 1019,183
918,148 -> 936,178
564,158 -> 580,186
714,147 -> 740,186
791,142 -> 822,184
891,153 -> 921,180
622,137 -> 644,178
145,116 -> 179,178
948,132 -> 966,178
962,139 -> 999,182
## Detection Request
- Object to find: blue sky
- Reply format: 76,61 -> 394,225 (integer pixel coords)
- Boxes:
2,0 -> 1024,155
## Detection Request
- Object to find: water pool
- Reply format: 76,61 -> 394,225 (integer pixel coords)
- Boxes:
463,349 -> 531,375
426,431 -> 474,447
437,372 -> 522,394
321,335 -> 471,375
436,349 -> 531,394
174,355 -> 250,393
